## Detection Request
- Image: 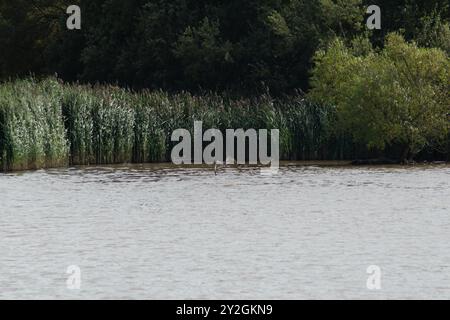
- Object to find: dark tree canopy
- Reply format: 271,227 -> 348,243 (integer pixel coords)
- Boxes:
0,0 -> 449,94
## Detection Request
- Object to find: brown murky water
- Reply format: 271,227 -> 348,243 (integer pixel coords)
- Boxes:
1,163 -> 450,299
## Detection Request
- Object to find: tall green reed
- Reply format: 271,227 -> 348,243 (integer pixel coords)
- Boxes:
5,77 -> 421,172
0,78 -> 68,171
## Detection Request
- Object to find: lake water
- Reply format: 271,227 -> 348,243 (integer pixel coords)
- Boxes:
1,163 -> 449,299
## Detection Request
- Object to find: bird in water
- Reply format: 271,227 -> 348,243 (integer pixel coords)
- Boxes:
214,157 -> 235,175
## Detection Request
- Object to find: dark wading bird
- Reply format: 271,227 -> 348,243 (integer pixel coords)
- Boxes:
214,157 -> 236,175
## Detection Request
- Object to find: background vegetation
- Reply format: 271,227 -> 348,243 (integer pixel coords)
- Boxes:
1,0 -> 448,94
0,1 -> 449,170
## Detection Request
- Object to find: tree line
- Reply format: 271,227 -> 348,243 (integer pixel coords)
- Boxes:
1,0 -> 449,94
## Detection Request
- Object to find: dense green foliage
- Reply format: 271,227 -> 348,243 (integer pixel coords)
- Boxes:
1,78 -> 343,171
0,79 -> 68,171
369,0 -> 450,52
1,0 -> 448,94
1,61 -> 447,171
0,1 -> 449,170
310,34 -> 450,160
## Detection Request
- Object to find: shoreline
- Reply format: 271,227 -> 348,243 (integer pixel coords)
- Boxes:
2,160 -> 449,174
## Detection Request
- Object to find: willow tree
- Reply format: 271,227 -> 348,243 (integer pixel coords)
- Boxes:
309,33 -> 450,161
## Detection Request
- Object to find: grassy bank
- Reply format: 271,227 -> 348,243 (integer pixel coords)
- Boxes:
0,78 -> 448,171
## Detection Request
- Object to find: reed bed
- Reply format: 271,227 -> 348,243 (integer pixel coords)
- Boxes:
0,79 -> 68,171
4,77 -> 445,171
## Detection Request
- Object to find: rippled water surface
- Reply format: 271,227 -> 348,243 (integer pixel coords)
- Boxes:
1,163 -> 450,299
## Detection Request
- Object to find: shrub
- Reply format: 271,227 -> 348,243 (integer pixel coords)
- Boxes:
310,33 -> 450,160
